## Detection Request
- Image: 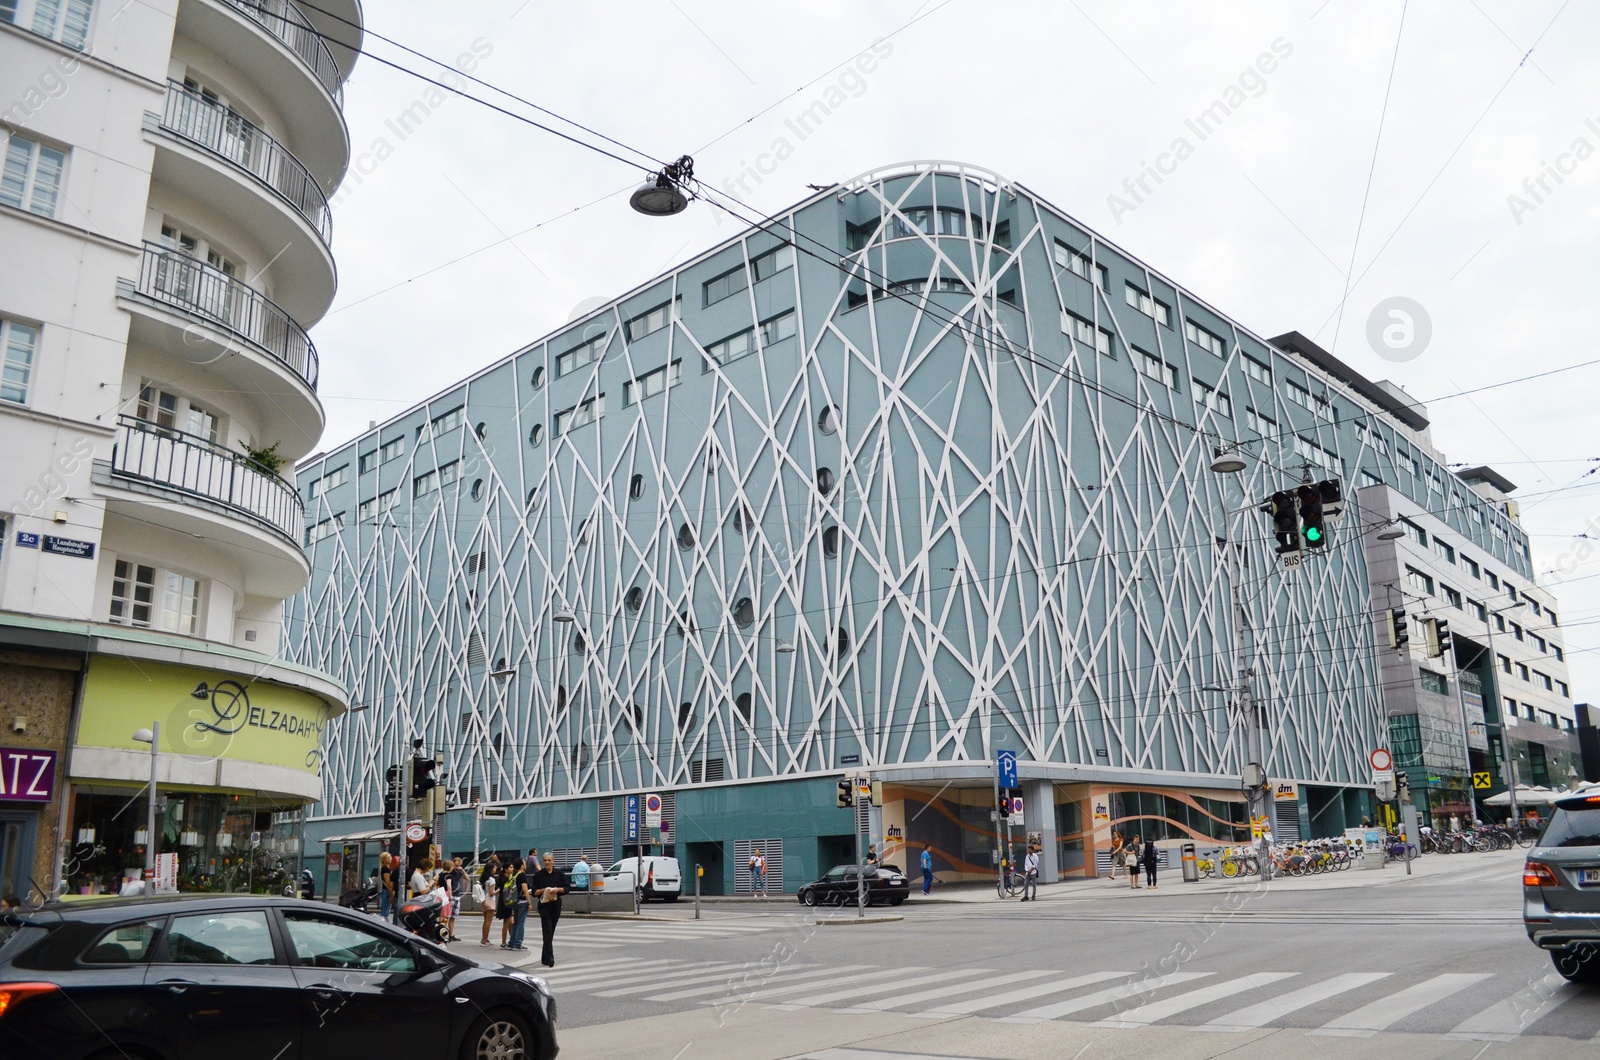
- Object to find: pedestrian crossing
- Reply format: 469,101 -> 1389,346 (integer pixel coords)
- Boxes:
536,956 -> 1600,1039
494,916 -> 780,953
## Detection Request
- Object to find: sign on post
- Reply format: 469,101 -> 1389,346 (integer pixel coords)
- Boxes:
625,794 -> 640,842
1369,748 -> 1393,772
1009,796 -> 1024,819
480,806 -> 508,820
1472,771 -> 1492,790
645,793 -> 662,829
996,750 -> 1018,789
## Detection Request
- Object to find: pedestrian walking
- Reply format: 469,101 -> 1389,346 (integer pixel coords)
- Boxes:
571,854 -> 591,892
497,860 -> 519,948
1020,843 -> 1040,901
1142,836 -> 1158,890
1109,832 -> 1125,882
479,856 -> 500,946
1128,835 -> 1142,889
506,861 -> 530,951
749,848 -> 767,898
920,845 -> 934,895
523,846 -> 540,876
528,852 -> 569,968
444,859 -> 468,941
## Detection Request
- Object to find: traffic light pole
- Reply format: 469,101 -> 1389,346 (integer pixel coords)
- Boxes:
1228,542 -> 1274,882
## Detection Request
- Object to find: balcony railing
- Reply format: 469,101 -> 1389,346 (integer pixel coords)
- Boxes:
111,415 -> 304,545
216,0 -> 344,107
134,242 -> 319,391
161,81 -> 333,247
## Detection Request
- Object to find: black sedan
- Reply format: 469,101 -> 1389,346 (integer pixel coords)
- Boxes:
0,893 -> 557,1060
797,864 -> 911,907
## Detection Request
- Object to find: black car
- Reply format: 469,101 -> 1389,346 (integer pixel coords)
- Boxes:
0,893 -> 558,1060
797,864 -> 911,907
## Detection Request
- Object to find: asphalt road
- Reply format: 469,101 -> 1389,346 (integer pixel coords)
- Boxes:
507,848 -> 1600,1056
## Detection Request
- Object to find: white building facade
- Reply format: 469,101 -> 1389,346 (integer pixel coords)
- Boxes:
0,0 -> 359,898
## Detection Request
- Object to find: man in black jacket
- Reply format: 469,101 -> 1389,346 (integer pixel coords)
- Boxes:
527,852 -> 570,968
1142,837 -> 1159,890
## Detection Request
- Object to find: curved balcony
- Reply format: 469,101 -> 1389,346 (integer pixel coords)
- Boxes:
118,243 -> 325,458
176,0 -> 350,184
109,414 -> 304,545
162,82 -> 332,246
218,0 -> 344,108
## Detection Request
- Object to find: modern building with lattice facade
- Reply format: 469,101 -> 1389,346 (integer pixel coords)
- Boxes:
288,162 -> 1564,889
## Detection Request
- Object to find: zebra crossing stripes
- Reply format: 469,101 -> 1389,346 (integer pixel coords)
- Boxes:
590,962 -> 765,997
1446,972 -> 1581,1041
1093,973 -> 1297,1028
1199,972 -> 1390,1032
836,969 -> 1059,1014
914,971 -> 1131,1018
1311,974 -> 1493,1037
998,972 -> 1212,1023
648,964 -> 874,1002
773,968 -> 993,1008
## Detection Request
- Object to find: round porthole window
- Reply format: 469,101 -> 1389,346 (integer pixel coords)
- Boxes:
532,366 -> 546,389
470,479 -> 485,501
834,627 -> 850,659
818,404 -> 841,435
816,467 -> 836,495
629,473 -> 644,500
529,424 -> 544,447
677,523 -> 696,550
475,421 -> 487,440
822,526 -> 840,558
732,596 -> 754,627
735,692 -> 754,723
625,586 -> 644,613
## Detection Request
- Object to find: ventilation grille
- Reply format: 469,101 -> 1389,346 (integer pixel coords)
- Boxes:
690,758 -> 725,784
734,838 -> 783,893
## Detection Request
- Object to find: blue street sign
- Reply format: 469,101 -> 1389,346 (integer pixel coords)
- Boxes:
996,750 -> 1019,789
625,794 -> 640,843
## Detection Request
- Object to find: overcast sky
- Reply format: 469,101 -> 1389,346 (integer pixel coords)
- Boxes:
308,0 -> 1600,699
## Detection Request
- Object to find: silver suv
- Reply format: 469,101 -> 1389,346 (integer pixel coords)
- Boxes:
1524,791 -> 1600,982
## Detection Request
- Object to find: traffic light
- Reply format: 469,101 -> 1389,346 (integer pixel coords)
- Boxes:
835,779 -> 852,808
1387,608 -> 1410,650
1265,491 -> 1300,554
1396,771 -> 1410,805
1296,483 -> 1326,549
411,754 -> 437,800
1425,618 -> 1453,659
1317,479 -> 1344,517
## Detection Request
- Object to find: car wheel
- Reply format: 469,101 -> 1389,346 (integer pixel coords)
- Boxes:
1553,948 -> 1600,984
462,1008 -> 535,1060
635,887 -> 645,904
801,888 -> 818,907
889,897 -> 905,906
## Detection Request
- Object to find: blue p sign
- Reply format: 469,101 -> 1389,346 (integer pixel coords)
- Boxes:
997,750 -> 1018,789
625,794 -> 640,842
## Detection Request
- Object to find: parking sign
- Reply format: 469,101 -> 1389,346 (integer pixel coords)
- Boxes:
645,792 -> 662,829
625,794 -> 640,842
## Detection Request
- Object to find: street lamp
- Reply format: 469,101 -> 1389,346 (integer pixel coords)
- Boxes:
629,156 -> 695,217
552,608 -> 576,624
132,723 -> 160,887
1209,444 -> 1248,475
776,640 -> 796,654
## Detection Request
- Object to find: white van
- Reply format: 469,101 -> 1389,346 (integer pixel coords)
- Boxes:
607,856 -> 682,901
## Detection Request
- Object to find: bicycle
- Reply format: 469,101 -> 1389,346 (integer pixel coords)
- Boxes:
997,865 -> 1024,898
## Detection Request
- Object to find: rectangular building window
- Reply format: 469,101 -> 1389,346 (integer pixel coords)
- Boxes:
1442,584 -> 1462,608
1419,669 -> 1448,696
1533,634 -> 1546,653
1183,319 -> 1227,358
1511,622 -> 1524,641
751,244 -> 794,283
358,450 -> 377,475
556,334 -> 606,376
1292,435 -> 1338,472
417,405 -> 464,440
622,360 -> 681,405
1470,600 -> 1487,623
1558,680 -> 1570,697
1404,565 -> 1433,595
1499,654 -> 1511,674
1,131 -> 67,218
623,298 -> 678,341
1243,354 -> 1272,384
1517,662 -> 1529,681
1136,349 -> 1177,390
1554,644 -> 1565,661
0,317 -> 38,404
1359,469 -> 1382,489
413,470 -> 437,497
1486,570 -> 1500,590
3,0 -> 95,49
309,465 -> 348,498
1537,671 -> 1553,691
110,559 -> 200,635
706,326 -> 755,366
759,309 -> 796,346
1433,538 -> 1455,564
304,513 -> 344,545
554,394 -> 604,435
380,437 -> 405,463
1461,556 -> 1480,579
1192,378 -> 1231,417
1399,518 -> 1427,547
1124,282 -> 1169,325
109,560 -> 155,628
1245,407 -> 1277,437
1061,311 -> 1112,357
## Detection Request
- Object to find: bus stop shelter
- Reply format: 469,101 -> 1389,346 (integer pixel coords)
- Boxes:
317,829 -> 399,905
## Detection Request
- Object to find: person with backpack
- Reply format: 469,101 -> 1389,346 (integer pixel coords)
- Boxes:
498,860 -> 522,949
1142,835 -> 1159,890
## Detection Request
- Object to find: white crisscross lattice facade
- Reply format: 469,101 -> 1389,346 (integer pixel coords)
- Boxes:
287,162 -> 1533,821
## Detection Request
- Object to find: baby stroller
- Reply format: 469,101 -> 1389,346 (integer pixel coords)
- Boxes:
339,879 -> 379,912
399,890 -> 447,943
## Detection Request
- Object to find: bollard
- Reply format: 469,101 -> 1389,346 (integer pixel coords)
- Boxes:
694,863 -> 702,920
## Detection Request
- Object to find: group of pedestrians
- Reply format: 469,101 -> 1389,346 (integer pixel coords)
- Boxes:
1109,831 -> 1160,889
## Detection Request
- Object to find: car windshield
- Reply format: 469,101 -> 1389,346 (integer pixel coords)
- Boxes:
1540,806 -> 1600,848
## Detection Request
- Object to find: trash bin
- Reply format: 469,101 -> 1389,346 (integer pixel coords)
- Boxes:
1181,843 -> 1199,883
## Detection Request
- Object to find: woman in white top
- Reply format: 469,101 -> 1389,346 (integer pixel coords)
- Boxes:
410,857 -> 435,898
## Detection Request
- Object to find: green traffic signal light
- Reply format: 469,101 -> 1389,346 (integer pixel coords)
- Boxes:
1305,526 -> 1323,543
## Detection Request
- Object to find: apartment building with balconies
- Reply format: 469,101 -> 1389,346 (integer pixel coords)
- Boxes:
0,0 -> 360,898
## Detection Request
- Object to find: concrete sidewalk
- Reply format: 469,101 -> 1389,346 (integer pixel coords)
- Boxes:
912,845 -> 1523,904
